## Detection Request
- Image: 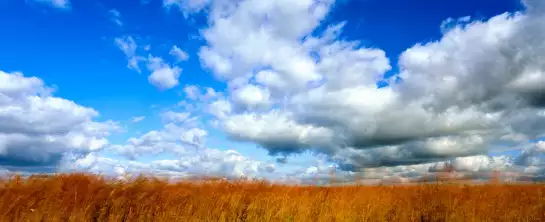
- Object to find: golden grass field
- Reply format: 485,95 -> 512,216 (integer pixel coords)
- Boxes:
0,173 -> 544,222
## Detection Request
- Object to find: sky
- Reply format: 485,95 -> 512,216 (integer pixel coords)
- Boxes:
1,0 -> 545,184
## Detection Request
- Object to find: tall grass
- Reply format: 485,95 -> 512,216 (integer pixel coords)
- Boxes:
0,173 -> 544,221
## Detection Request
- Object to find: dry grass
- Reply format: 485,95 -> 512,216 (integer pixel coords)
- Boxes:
0,173 -> 544,221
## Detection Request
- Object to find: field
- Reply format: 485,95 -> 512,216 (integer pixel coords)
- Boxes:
0,173 -> 544,221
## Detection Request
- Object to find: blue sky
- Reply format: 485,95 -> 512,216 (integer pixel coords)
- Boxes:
0,0 -> 520,134
0,0 -> 543,183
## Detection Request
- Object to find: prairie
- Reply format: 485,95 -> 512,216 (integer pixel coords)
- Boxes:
0,173 -> 543,221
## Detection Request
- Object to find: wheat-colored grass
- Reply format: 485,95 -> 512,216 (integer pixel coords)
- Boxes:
0,173 -> 543,221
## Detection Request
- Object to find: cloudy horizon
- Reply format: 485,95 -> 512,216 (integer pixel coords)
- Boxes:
1,0 -> 545,184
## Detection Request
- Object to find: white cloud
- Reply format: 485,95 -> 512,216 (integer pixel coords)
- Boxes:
161,111 -> 190,123
184,85 -> 219,101
147,55 -> 182,90
16,0 -> 545,183
163,0 -> 210,14
515,141 -> 545,166
197,0 -> 332,87
183,85 -> 199,100
170,45 -> 189,62
131,116 -> 145,123
114,38 -> 184,90
109,9 -> 123,26
148,67 -> 182,90
192,0 -> 545,174
69,147 -> 275,180
115,36 -> 144,72
205,87 -> 218,98
104,116 -> 275,180
223,110 -> 334,155
0,70 -> 119,171
207,99 -> 232,120
115,37 -> 137,58
180,128 -> 207,147
31,0 -> 70,9
231,84 -> 271,109
109,122 -> 209,159
199,47 -> 232,76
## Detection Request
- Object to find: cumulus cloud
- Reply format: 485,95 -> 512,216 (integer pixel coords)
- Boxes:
183,85 -> 219,102
222,110 -> 334,155
231,84 -> 271,110
146,55 -> 182,90
114,38 -> 183,90
183,85 -> 199,100
191,0 -> 545,175
0,70 -> 119,171
102,116 -> 275,180
69,148 -> 275,180
18,0 -> 545,184
332,134 -> 489,171
161,111 -> 191,123
207,99 -> 232,120
109,122 -> 209,159
170,45 -> 189,62
285,154 -> 522,185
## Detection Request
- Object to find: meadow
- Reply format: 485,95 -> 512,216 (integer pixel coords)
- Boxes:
0,173 -> 544,222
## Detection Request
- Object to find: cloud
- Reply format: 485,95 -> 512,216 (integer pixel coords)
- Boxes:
146,55 -> 182,90
103,114 -> 275,180
114,38 -> 183,90
0,70 -> 119,171
184,85 -> 199,100
161,111 -> 191,123
109,122 -> 208,159
332,134 -> 489,171
109,9 -> 123,26
114,36 -> 144,72
17,0 -> 545,183
222,110 -> 334,156
30,0 -> 70,9
131,116 -> 145,123
231,84 -> 271,110
69,148 -> 275,180
163,0 -> 210,14
193,0 -> 545,172
514,141 -> 545,166
207,99 -> 232,120
285,153 -> 523,185
183,85 -> 219,101
170,45 -> 189,62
